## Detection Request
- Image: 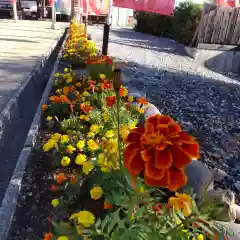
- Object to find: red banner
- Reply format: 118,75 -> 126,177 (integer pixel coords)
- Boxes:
113,0 -> 175,16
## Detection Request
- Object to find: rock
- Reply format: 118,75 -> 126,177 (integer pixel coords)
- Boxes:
204,189 -> 236,222
235,204 -> 240,222
213,169 -> 228,182
234,182 -> 240,192
185,161 -> 214,200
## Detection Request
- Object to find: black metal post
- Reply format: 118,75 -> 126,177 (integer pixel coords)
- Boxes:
102,23 -> 110,55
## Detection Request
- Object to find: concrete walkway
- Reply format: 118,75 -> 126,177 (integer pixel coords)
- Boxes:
0,20 -> 68,111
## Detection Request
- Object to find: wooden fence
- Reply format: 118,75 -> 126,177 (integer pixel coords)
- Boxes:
193,4 -> 240,45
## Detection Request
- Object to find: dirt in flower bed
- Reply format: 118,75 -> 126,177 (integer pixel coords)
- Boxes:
7,129 -> 104,240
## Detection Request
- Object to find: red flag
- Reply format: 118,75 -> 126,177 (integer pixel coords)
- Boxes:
113,0 -> 175,15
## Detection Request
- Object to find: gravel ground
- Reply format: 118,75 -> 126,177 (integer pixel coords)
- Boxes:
89,25 -> 240,200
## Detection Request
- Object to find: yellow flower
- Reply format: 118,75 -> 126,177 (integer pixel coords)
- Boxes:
55,72 -> 60,77
85,101 -> 90,106
88,132 -> 95,138
80,115 -> 86,120
82,161 -> 94,175
197,235 -> 204,240
47,116 -> 53,121
136,107 -> 145,114
105,130 -> 115,138
120,85 -> 128,97
61,156 -> 71,167
66,77 -> 72,84
120,126 -> 129,141
100,73 -> 106,79
57,237 -> 69,240
75,154 -> 87,165
83,91 -> 90,96
90,124 -> 100,133
90,186 -> 103,200
60,135 -> 70,144
56,89 -> 62,94
51,133 -> 61,142
87,139 -> 99,151
168,193 -> 193,217
128,96 -> 134,102
64,68 -> 69,72
43,139 -> 56,152
66,145 -> 76,154
70,210 -> 95,227
128,120 -> 137,130
102,113 -> 109,122
76,140 -> 85,150
51,199 -> 60,207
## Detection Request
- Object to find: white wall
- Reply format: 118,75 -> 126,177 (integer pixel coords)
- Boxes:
111,7 -> 134,27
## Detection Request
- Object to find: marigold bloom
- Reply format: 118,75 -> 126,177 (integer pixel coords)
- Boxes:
42,104 -> 48,111
43,139 -> 56,152
51,133 -> 61,142
106,96 -> 116,107
61,156 -> 71,167
104,200 -> 113,209
57,237 -> 69,240
90,186 -> 103,200
44,232 -> 53,240
90,124 -> 100,133
105,130 -> 115,138
75,154 -> 87,165
70,175 -> 77,184
168,193 -> 193,217
63,86 -> 70,95
55,173 -> 67,184
124,114 -> 200,191
47,116 -> 53,121
76,140 -> 85,150
60,135 -> 70,144
119,86 -> 128,97
70,210 -> 95,227
87,139 -> 99,151
66,144 -> 76,154
51,199 -> 60,208
128,96 -> 134,102
137,97 -> 148,105
50,185 -> 57,191
82,161 -> 94,175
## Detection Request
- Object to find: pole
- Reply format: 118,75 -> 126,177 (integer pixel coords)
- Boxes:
102,0 -> 113,55
13,0 -> 18,22
84,0 -> 88,35
51,0 -> 57,29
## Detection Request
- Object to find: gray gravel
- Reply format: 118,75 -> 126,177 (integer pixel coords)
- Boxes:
89,25 -> 240,201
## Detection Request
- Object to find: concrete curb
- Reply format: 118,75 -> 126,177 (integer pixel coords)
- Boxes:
0,30 -> 69,240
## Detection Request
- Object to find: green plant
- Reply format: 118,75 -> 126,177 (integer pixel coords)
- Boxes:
134,2 -> 202,44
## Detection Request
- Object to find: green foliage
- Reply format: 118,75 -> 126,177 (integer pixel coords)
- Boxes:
134,1 -> 202,44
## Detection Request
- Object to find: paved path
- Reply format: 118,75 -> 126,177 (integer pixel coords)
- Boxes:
0,20 -> 68,111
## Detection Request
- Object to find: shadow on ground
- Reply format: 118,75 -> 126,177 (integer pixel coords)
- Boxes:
110,28 -> 186,56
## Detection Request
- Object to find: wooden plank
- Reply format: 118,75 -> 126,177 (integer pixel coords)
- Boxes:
219,7 -> 232,44
198,14 -> 209,43
203,8 -> 218,43
231,8 -> 240,44
211,7 -> 225,43
224,7 -> 238,44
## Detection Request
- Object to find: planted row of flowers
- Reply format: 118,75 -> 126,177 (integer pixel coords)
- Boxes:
41,22 -> 230,240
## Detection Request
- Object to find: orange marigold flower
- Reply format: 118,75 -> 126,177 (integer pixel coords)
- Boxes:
106,96 -> 116,107
104,201 -> 113,209
80,104 -> 93,113
70,175 -> 77,184
44,232 -> 53,240
119,86 -> 128,97
124,114 -> 200,191
137,97 -> 148,105
55,173 -> 67,184
63,86 -> 70,95
42,104 -> 48,111
50,185 -> 57,191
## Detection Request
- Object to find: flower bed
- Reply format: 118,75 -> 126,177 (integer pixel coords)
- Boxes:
11,22 -> 233,240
